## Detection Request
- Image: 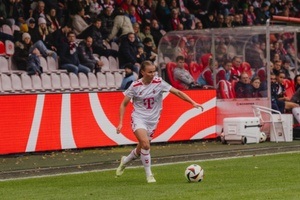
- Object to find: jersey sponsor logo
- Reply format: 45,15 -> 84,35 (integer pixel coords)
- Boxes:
143,97 -> 155,109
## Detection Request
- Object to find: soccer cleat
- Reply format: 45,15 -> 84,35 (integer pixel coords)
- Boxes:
116,156 -> 126,177
146,175 -> 156,183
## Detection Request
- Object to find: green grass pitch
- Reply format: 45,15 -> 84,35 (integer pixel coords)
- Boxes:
0,152 -> 299,200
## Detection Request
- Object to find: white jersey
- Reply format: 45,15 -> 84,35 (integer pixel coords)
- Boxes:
124,77 -> 172,124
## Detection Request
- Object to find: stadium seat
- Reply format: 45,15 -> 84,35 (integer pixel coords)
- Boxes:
111,41 -> 119,51
105,71 -> 116,90
0,56 -> 10,73
1,24 -> 13,36
31,74 -> 44,91
0,41 -> 5,56
87,72 -> 99,90
165,62 -> 186,90
114,72 -> 123,89
50,73 -> 62,91
78,72 -> 90,90
1,73 -> 13,92
100,56 -> 110,71
11,73 -> 24,92
69,72 -> 81,91
96,72 -> 108,90
189,61 -> 203,81
21,73 -> 34,91
41,73 -> 52,91
108,56 -> 119,71
60,73 -> 72,90
5,40 -> 14,56
39,56 -> 48,73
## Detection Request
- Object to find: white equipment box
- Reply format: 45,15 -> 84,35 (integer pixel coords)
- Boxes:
223,117 -> 261,144
270,114 -> 293,142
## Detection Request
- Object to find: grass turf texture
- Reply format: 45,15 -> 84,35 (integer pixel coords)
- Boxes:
0,152 -> 299,200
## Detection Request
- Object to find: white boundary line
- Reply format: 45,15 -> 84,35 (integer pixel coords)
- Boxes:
1,151 -> 299,182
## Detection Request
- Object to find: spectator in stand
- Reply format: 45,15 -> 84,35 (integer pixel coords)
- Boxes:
132,22 -> 143,45
168,0 -> 193,30
224,14 -> 233,28
126,5 -> 142,25
45,8 -> 61,33
230,56 -> 243,81
77,36 -> 104,73
72,7 -> 90,36
168,8 -> 183,31
235,72 -> 252,98
52,25 -> 72,53
143,37 -> 156,63
271,72 -> 285,113
250,76 -> 263,98
32,1 -> 46,22
31,17 -> 57,53
195,21 -> 204,29
119,63 -> 137,90
120,0 -> 133,13
26,47 -> 43,75
203,12 -> 217,29
136,0 -> 152,24
215,14 -> 226,28
274,70 -> 299,110
118,32 -> 140,73
232,13 -> 244,27
197,56 -> 218,87
150,19 -> 165,48
173,55 -> 200,89
79,18 -> 118,58
254,2 -> 269,25
155,0 -> 171,31
243,4 -> 256,26
136,44 -> 147,64
89,0 -> 102,19
98,6 -> 114,40
5,0 -> 25,26
106,7 -> 134,43
217,59 -> 232,82
59,31 -> 90,75
294,75 -> 300,91
281,59 -> 292,80
272,60 -> 283,76
139,25 -> 157,52
27,18 -> 39,42
13,32 -> 56,71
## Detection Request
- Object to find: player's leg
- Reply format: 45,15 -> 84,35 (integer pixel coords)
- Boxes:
134,128 -> 156,183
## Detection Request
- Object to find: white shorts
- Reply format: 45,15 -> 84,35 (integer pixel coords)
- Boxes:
131,117 -> 157,140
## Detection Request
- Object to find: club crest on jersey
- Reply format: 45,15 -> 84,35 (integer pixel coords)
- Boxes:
153,90 -> 156,94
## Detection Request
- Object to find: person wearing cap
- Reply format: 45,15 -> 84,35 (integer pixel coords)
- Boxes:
30,17 -> 57,55
119,63 -> 137,90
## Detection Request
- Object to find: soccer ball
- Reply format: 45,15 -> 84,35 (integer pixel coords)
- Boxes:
184,164 -> 204,182
259,132 -> 267,143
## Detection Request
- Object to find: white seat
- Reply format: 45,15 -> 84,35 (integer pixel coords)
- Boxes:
50,73 -> 62,91
0,56 -> 10,73
39,56 -> 48,73
78,72 -> 89,90
88,72 -> 99,90
47,56 -> 66,74
105,71 -> 116,90
100,56 -> 110,71
111,41 -> 119,51
11,73 -> 24,92
5,40 -> 14,56
21,73 -> 33,91
96,72 -> 108,90
103,40 -> 111,49
1,24 -> 13,35
1,73 -> 13,92
108,56 -> 119,71
60,73 -> 72,90
69,72 -> 81,90
31,74 -> 44,91
114,72 -> 123,89
41,73 -> 52,91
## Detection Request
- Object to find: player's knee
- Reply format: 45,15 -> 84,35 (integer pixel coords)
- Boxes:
140,141 -> 150,150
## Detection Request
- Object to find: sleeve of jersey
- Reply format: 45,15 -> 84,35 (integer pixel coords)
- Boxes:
124,84 -> 134,98
161,79 -> 172,92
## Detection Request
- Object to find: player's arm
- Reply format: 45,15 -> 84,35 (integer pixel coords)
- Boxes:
116,96 -> 131,134
169,87 -> 204,111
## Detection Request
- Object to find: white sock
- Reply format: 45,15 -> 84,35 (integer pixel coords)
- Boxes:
123,148 -> 139,165
140,149 -> 152,177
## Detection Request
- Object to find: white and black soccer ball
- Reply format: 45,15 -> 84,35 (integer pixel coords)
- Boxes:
259,132 -> 267,143
185,164 -> 204,182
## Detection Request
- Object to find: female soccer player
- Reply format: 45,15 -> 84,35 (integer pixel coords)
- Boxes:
116,61 -> 203,183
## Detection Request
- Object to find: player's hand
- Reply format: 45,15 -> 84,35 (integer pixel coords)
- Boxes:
194,103 -> 203,112
116,124 -> 122,134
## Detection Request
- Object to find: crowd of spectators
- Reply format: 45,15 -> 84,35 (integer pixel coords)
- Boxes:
0,0 -> 300,92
